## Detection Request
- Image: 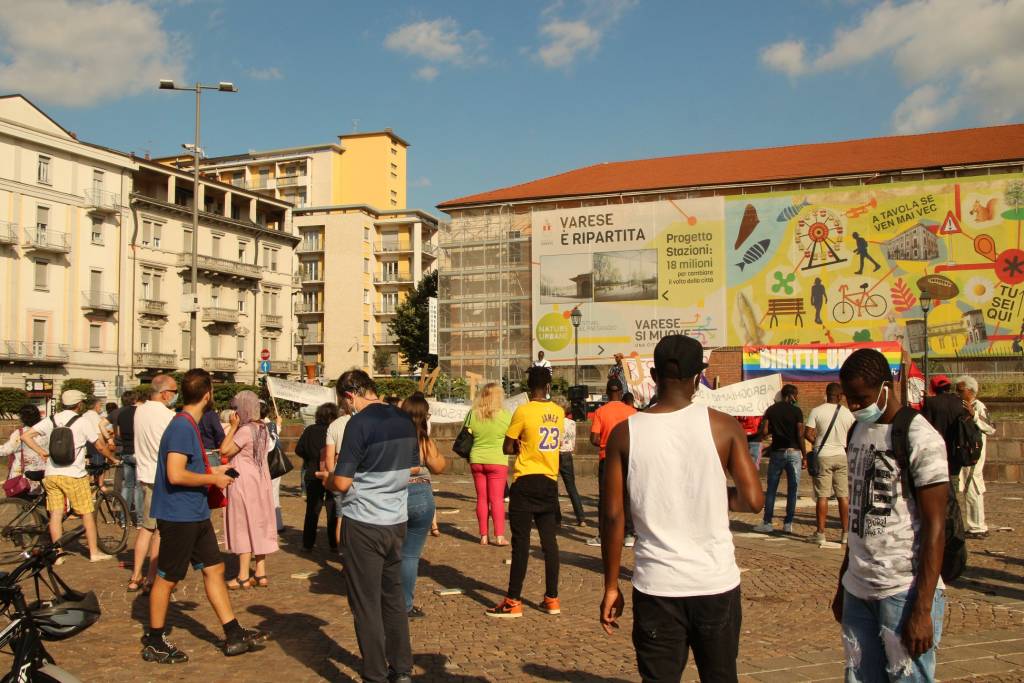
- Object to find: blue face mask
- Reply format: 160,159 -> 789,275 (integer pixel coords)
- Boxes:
853,385 -> 888,424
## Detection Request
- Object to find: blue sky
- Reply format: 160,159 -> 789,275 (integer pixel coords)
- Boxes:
2,0 -> 1022,213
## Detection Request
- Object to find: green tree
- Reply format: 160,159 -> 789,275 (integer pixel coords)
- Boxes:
60,378 -> 95,397
387,271 -> 438,370
0,388 -> 29,418
373,348 -> 392,375
1005,181 -> 1024,227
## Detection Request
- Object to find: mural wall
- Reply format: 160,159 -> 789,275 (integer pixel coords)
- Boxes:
724,174 -> 1024,353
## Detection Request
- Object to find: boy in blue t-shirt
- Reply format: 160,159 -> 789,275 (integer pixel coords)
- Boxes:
141,369 -> 269,664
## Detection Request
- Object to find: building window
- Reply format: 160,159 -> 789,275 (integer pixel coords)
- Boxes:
383,291 -> 398,313
364,227 -> 370,242
36,206 -> 48,233
364,351 -> 369,367
237,335 -> 246,361
363,289 -> 369,305
37,155 -> 50,184
32,319 -> 46,348
141,219 -> 163,248
180,329 -> 190,359
383,261 -> 398,280
211,234 -> 221,258
363,320 -> 368,336
34,260 -> 47,290
92,170 -> 103,193
211,284 -> 220,307
141,272 -> 151,299
238,241 -> 247,261
237,290 -> 246,313
153,272 -> 162,300
363,258 -> 369,274
209,333 -> 220,357
391,147 -> 397,156
89,269 -> 102,295
263,246 -> 278,271
91,218 -> 103,245
183,229 -> 193,253
89,324 -> 101,351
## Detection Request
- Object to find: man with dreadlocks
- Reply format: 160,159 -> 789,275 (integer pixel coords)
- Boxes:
833,349 -> 948,682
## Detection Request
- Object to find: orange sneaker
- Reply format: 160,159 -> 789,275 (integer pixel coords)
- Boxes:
540,595 -> 561,615
485,597 -> 523,618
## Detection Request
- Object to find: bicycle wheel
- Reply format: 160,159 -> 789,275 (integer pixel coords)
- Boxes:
93,491 -> 129,555
832,300 -> 855,324
864,294 -> 888,318
0,498 -> 49,565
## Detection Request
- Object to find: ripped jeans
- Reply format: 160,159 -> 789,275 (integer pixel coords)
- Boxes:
842,588 -> 945,683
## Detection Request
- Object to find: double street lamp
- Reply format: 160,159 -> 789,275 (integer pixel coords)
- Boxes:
158,79 -> 238,368
919,292 -> 932,405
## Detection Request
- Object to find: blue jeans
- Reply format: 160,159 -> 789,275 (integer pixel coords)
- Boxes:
400,481 -> 435,612
120,458 -> 143,523
842,588 -> 945,683
748,441 -> 763,469
764,449 -> 801,525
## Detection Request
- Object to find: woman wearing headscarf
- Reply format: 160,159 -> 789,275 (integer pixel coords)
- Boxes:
1,404 -> 47,496
220,390 -> 278,588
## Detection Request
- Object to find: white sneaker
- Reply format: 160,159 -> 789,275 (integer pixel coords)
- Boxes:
782,523 -> 794,534
810,532 -> 827,544
585,536 -> 602,547
623,535 -> 636,548
752,523 -> 773,533
840,532 -> 848,545
89,553 -> 114,563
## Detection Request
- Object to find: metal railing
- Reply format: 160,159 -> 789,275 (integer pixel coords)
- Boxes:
203,356 -> 239,373
23,227 -> 70,253
134,351 -> 176,369
0,221 -> 17,245
298,333 -> 323,345
275,174 -> 306,187
175,252 -> 262,280
262,313 -> 283,327
300,271 -> 324,284
81,290 -> 118,311
138,299 -> 167,316
291,273 -> 302,287
373,304 -> 397,315
0,341 -> 69,363
374,272 -> 413,284
295,303 -> 323,314
268,360 -> 297,374
376,333 -> 398,345
201,307 -> 240,324
83,188 -> 121,212
375,241 -> 412,253
297,241 -> 324,253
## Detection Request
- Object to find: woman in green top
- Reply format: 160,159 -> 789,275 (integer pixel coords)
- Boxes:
469,383 -> 513,545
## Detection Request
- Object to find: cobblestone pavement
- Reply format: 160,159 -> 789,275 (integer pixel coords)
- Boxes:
14,473 -> 1024,682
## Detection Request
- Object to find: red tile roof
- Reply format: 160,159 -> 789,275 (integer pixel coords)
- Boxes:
438,123 -> 1024,209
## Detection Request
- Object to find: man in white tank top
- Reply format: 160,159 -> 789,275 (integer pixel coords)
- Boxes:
599,335 -> 765,682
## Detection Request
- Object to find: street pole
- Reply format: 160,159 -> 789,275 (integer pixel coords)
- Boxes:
573,324 -> 579,386
920,292 -> 931,407
190,83 -> 201,369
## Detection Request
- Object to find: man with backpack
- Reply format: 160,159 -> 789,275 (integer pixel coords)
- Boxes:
921,375 -> 971,477
833,349 -> 950,681
21,389 -> 117,562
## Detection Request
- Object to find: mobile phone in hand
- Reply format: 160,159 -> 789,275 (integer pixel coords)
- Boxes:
226,468 -> 240,479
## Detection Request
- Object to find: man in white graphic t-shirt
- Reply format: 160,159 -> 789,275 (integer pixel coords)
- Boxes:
835,349 -> 948,682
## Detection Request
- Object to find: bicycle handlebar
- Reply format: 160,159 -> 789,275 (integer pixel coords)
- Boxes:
1,527 -> 85,588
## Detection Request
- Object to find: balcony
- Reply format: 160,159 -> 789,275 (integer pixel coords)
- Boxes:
373,304 -> 397,316
261,313 -> 283,328
297,333 -> 323,346
299,272 -> 324,286
134,351 -> 176,370
295,303 -> 323,315
138,299 -> 167,316
374,272 -> 413,285
175,252 -> 262,281
0,221 -> 16,246
203,356 -> 239,373
81,290 -> 118,312
291,273 -> 303,288
23,227 -> 70,254
201,307 -> 240,325
376,333 -> 399,345
375,241 -> 412,254
0,341 -> 69,364
275,174 -> 306,187
297,241 -> 324,254
83,189 -> 121,214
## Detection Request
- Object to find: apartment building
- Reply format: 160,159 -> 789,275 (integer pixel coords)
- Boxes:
0,95 -> 299,407
163,129 -> 438,378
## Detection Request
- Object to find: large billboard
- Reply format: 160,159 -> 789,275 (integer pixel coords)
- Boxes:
531,199 -> 726,363
532,174 -> 1024,362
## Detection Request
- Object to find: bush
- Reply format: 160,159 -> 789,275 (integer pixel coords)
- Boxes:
0,388 -> 29,418
433,373 -> 468,400
132,384 -> 153,401
213,383 -> 260,411
374,377 -> 419,400
61,378 -> 95,397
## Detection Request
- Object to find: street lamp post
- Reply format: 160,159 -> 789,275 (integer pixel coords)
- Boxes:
570,307 -> 582,386
297,322 -> 309,383
158,79 -> 238,369
919,293 -> 932,405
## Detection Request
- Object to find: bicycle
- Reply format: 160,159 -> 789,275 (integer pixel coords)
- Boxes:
0,526 -> 99,682
832,282 -> 887,324
0,465 -> 129,565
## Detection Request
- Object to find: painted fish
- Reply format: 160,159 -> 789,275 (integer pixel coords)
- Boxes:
735,204 -> 760,249
737,291 -> 765,345
777,198 -> 811,222
736,239 -> 770,271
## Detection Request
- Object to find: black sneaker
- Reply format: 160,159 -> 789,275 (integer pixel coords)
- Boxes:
407,606 -> 426,619
223,628 -> 269,656
141,634 -> 189,664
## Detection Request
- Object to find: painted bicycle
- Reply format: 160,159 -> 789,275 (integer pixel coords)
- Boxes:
832,282 -> 887,323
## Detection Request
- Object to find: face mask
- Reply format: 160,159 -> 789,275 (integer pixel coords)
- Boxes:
164,392 -> 179,408
853,385 -> 888,424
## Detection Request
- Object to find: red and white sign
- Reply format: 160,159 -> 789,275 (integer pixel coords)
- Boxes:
938,210 -> 963,235
260,348 -> 271,361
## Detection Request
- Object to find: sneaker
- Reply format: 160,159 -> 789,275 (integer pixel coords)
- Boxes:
485,597 -> 523,618
623,534 -> 636,548
810,532 -> 827,544
540,595 -> 561,615
141,634 -> 189,664
223,628 -> 268,656
966,530 -> 990,539
840,532 -> 848,545
407,606 -> 426,619
752,523 -> 773,533
388,674 -> 413,683
90,552 -> 114,563
585,536 -> 602,547
575,520 -> 587,527
782,523 -> 794,534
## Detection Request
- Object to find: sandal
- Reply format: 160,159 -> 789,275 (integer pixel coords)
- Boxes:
431,524 -> 441,537
254,575 -> 269,588
127,577 -> 145,593
226,576 -> 254,590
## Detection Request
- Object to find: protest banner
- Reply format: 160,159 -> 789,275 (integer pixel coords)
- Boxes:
742,342 -> 903,382
265,376 -> 335,406
693,374 -> 782,416
428,392 -> 529,423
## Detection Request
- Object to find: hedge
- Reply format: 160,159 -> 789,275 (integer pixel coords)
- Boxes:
0,388 -> 29,419
60,378 -> 95,397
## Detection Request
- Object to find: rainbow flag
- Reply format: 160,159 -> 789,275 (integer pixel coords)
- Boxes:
742,342 -> 903,382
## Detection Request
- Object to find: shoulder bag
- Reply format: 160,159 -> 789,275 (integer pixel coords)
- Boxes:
807,405 -> 841,477
177,413 -> 227,509
266,422 -> 294,480
3,429 -> 30,498
452,411 -> 474,460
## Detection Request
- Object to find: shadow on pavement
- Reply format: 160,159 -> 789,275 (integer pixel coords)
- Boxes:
247,603 -> 360,682
420,558 -> 503,607
954,564 -> 1024,601
414,653 -> 489,681
522,662 -> 634,682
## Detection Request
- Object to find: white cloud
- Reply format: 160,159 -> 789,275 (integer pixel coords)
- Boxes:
533,0 -> 636,70
384,18 -> 486,79
0,0 -> 186,107
415,65 -> 439,82
247,66 -> 283,81
759,0 -> 1024,132
412,176 -> 432,188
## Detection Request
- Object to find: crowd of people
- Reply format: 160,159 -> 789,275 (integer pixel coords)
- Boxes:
0,336 -> 1002,681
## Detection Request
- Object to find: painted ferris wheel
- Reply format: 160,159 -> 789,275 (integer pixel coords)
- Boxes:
794,207 -> 848,270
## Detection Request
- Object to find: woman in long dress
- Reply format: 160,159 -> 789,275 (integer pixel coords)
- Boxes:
220,390 -> 278,588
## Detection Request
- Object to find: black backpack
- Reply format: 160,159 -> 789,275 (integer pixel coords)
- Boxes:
952,413 -> 984,468
48,414 -> 82,467
849,406 -> 967,583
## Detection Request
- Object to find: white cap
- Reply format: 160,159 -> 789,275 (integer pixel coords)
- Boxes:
61,389 -> 87,407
